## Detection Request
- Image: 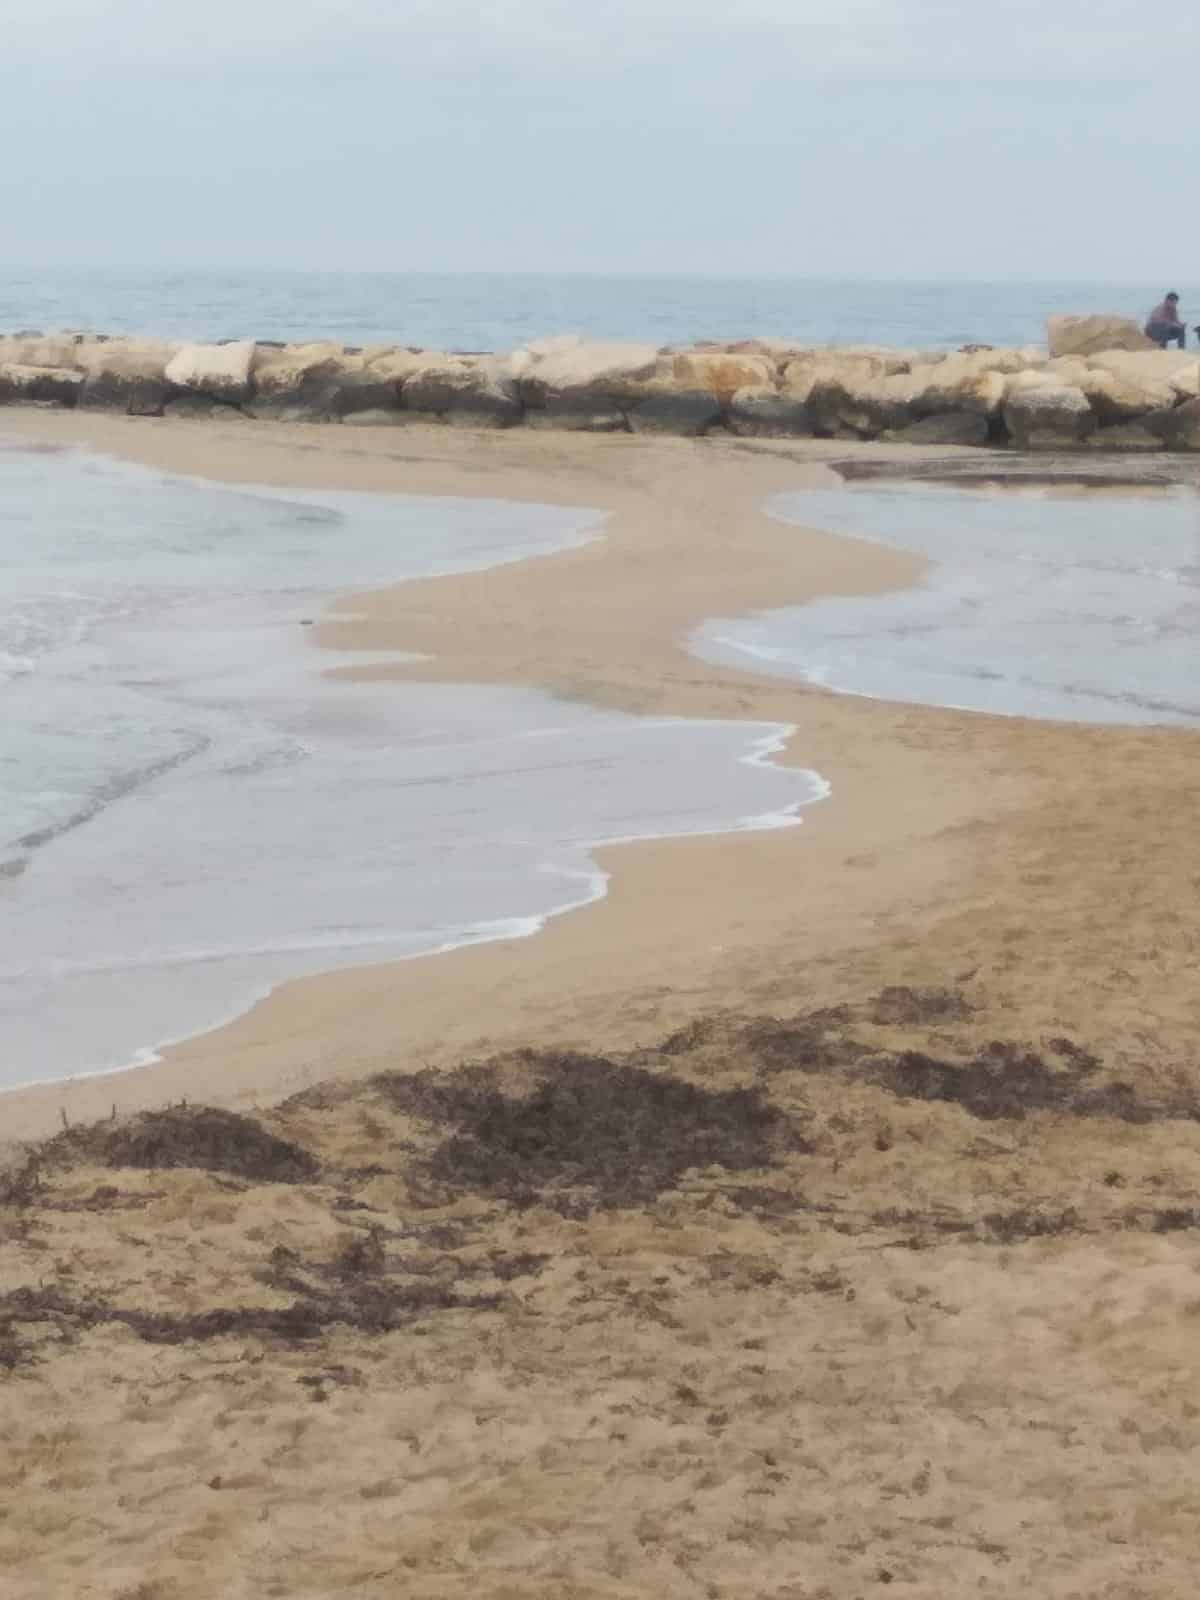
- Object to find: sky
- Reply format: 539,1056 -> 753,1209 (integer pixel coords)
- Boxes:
0,0 -> 1193,280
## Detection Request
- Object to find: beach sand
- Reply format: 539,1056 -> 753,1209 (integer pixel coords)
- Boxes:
2,410 -> 1199,1598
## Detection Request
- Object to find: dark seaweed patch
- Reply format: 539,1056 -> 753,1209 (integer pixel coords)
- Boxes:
375,1050 -> 806,1212
42,1107 -> 319,1185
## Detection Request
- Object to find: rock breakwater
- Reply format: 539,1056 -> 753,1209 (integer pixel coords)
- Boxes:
4,319 -> 1200,450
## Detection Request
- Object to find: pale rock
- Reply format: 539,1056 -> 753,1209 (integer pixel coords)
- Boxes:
364,348 -> 436,384
1087,349 -> 1200,400
513,338 -> 661,404
0,334 -> 82,368
250,344 -> 401,421
402,356 -> 522,428
816,371 -> 923,436
165,340 -> 257,404
908,361 -> 1008,417
1047,314 -> 1153,358
666,351 -> 775,402
76,337 -> 178,413
781,351 -> 899,397
1003,384 -> 1095,448
0,363 -> 84,405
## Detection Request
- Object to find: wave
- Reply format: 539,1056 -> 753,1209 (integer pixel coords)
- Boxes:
12,733 -> 211,855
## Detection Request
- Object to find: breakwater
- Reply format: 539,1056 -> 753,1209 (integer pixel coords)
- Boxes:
3,313 -> 1199,449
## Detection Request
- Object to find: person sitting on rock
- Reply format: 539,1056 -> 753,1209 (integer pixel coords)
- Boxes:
1145,293 -> 1187,349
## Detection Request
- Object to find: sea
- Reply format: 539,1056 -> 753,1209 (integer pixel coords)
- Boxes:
695,482 -> 1200,728
0,267 -> 1193,353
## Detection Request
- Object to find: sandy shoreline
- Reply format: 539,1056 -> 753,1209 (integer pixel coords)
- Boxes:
5,410 -> 1200,1599
2,411 -> 1198,1143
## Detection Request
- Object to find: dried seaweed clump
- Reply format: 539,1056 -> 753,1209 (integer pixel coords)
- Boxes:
377,1049 -> 804,1211
45,1106 -> 319,1184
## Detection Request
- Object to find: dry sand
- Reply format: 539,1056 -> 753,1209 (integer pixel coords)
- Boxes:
2,410 -> 1199,1599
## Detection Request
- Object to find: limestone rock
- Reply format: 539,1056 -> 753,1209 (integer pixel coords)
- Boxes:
1047,314 -> 1153,358
164,340 -> 257,404
626,391 -> 722,436
1142,398 -> 1200,450
809,371 -> 922,437
0,363 -> 84,406
781,351 -> 900,398
666,351 -> 775,403
726,386 -> 814,438
512,338 -> 662,405
885,411 -> 989,446
1086,350 -> 1200,401
909,361 -> 1009,417
0,334 -> 82,369
402,357 -> 522,428
363,348 -> 435,385
250,344 -> 402,421
523,392 -> 628,432
1003,384 -> 1095,449
77,337 -> 177,414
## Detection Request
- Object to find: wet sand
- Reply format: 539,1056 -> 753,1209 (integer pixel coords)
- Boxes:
2,412 -> 1200,1599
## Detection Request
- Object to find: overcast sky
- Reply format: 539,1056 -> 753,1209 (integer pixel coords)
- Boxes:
1,0 -> 1193,279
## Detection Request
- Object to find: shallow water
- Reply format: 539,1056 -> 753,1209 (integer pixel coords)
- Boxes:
0,446 -> 824,1089
694,482 -> 1200,728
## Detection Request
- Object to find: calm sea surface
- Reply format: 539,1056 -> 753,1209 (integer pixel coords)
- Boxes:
0,446 -> 824,1089
695,483 -> 1200,727
0,268 -> 1191,352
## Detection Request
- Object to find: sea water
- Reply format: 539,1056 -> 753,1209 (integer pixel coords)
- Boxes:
694,481 -> 1200,727
0,267 -> 1191,353
0,445 -> 825,1090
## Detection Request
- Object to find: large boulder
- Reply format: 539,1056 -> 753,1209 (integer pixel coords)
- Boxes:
726,385 -> 814,438
511,337 -> 662,422
781,350 -> 907,399
884,411 -> 990,446
77,337 -> 177,414
1086,349 -> 1200,401
0,334 -> 82,369
249,343 -> 403,421
1004,383 -> 1095,449
164,340 -> 257,405
665,351 -> 775,403
908,360 -> 1009,417
1044,356 -> 1175,424
813,370 -> 922,436
1047,314 -> 1152,358
0,363 -> 83,406
401,357 -> 522,428
1142,398 -> 1200,450
524,391 -> 629,432
626,391 -> 722,436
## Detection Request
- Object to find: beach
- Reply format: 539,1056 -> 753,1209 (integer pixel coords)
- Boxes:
3,410 -> 1200,1597
2,411 -> 1196,1137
